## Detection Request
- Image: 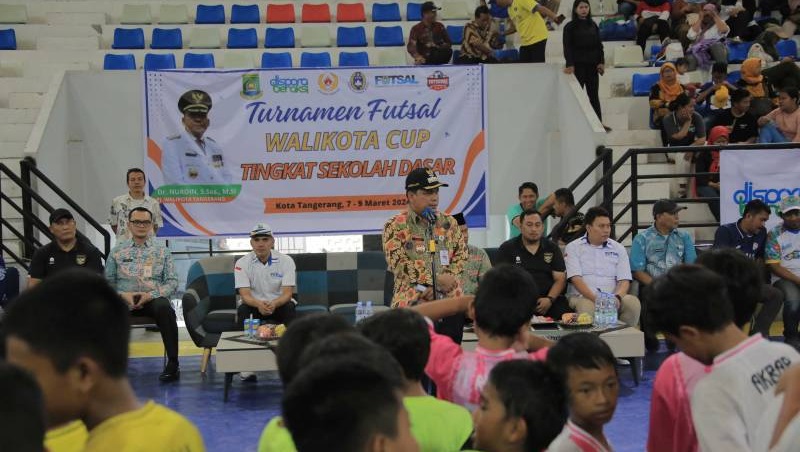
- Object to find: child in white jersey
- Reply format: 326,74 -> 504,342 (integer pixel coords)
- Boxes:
647,264 -> 800,452
547,333 -> 619,452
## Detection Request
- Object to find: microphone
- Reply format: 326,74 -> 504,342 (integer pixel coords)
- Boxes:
421,207 -> 437,224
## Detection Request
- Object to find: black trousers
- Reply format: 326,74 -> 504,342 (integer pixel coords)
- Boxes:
752,284 -> 784,338
423,48 -> 454,65
519,40 -> 547,63
636,17 -> 670,51
574,63 -> 602,121
237,301 -> 297,329
132,297 -> 179,362
542,295 -> 572,319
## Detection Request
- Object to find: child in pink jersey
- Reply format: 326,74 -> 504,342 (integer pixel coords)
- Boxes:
547,333 -> 619,452
412,264 -> 553,410
647,249 -> 771,452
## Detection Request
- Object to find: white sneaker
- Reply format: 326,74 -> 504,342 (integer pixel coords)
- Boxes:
239,372 -> 257,382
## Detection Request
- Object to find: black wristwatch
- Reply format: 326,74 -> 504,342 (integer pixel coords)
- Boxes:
546,296 -> 555,302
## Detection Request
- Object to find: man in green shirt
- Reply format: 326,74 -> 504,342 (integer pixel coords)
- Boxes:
506,181 -> 554,238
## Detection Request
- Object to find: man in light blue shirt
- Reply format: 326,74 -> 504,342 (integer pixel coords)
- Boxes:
631,199 -> 696,351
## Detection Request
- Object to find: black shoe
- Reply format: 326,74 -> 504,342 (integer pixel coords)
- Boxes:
159,361 -> 180,382
645,333 -> 660,353
145,326 -> 160,332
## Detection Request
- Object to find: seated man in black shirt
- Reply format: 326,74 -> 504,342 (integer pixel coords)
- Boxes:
711,89 -> 759,144
496,209 -> 570,319
28,209 -> 104,287
548,188 -> 585,248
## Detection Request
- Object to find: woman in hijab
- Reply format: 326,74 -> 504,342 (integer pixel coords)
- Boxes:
736,57 -> 778,117
650,63 -> 687,147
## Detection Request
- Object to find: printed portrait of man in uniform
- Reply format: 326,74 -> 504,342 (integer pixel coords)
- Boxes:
161,89 -> 233,185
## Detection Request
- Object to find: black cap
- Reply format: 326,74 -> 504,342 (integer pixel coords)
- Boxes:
178,90 -> 212,114
49,208 -> 74,224
405,167 -> 449,191
452,213 -> 466,226
653,199 -> 687,217
421,1 -> 441,13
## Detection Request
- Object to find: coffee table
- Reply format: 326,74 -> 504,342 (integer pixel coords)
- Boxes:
461,325 -> 645,384
216,331 -> 279,401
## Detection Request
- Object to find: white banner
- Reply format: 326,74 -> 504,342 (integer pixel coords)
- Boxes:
720,149 -> 800,228
143,67 -> 487,237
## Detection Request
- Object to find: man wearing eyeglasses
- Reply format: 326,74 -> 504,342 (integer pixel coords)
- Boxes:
105,207 -> 180,382
28,208 -> 104,287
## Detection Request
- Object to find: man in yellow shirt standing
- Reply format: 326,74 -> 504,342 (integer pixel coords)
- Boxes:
497,0 -> 563,62
3,269 -> 206,452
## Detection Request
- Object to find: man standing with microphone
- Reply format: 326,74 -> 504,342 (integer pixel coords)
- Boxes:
383,167 -> 468,342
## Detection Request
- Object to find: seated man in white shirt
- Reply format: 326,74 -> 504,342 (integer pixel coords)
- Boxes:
647,264 -> 800,452
564,207 -> 641,328
234,223 -> 297,380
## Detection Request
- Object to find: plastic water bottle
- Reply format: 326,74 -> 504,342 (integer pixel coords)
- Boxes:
365,301 -> 374,319
608,294 -> 619,326
355,301 -> 364,323
498,20 -> 506,46
594,291 -> 606,327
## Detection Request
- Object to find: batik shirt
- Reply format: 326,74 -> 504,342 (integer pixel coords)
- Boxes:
105,239 -> 178,300
630,225 -> 697,278
108,193 -> 163,240
383,208 -> 467,308
461,244 -> 492,296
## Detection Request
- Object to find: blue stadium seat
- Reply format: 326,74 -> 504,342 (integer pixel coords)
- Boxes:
372,3 -> 401,21
103,53 -> 136,70
494,48 -> 519,61
227,28 -> 258,48
265,27 -> 294,48
777,39 -> 798,60
632,73 -> 659,96
183,52 -> 215,68
112,28 -> 145,49
447,25 -> 463,45
196,4 -> 225,24
0,28 -> 16,50
300,51 -> 332,67
230,4 -> 260,23
406,2 -> 422,21
339,51 -> 369,66
649,44 -> 664,66
337,26 -> 367,47
374,25 -> 404,46
150,28 -> 183,49
261,51 -> 293,68
144,53 -> 177,70
726,70 -> 741,84
727,41 -> 753,63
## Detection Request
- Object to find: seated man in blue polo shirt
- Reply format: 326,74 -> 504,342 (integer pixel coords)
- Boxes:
630,199 -> 697,352
234,223 -> 297,381
565,207 -> 641,328
714,199 -> 784,339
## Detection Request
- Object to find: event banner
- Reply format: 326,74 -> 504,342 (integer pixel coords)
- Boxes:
720,149 -> 800,228
143,66 -> 487,237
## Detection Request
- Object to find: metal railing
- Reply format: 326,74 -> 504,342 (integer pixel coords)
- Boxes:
567,142 -> 800,243
0,158 -> 112,269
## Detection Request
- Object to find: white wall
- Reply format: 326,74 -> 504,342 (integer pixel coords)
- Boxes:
29,65 -> 605,248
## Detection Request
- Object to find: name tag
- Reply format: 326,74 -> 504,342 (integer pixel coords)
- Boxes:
142,265 -> 153,278
439,250 -> 450,266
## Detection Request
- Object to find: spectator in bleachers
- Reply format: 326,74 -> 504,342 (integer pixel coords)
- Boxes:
549,188 -> 586,247
754,29 -> 784,64
618,0 -> 639,19
695,126 -> 725,222
634,0 -> 671,53
685,3 -> 729,71
407,2 -> 453,65
507,181 -> 555,237
452,213 -> 491,297
711,89 -> 759,144
497,0 -> 563,63
105,207 -> 181,383
456,6 -> 502,64
763,60 -> 800,92
663,93 -> 707,147
758,87 -> 800,142
28,209 -> 104,288
650,63 -> 687,146
563,0 -> 606,126
720,0 -> 760,41
737,57 -> 778,117
565,207 -> 641,328
108,168 -> 162,240
695,62 -> 737,118
674,57 -> 693,86
670,0 -> 702,48
767,194 -> 800,350
630,199 -> 697,351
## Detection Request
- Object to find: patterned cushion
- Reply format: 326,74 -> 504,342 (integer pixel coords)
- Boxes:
294,251 -> 387,307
